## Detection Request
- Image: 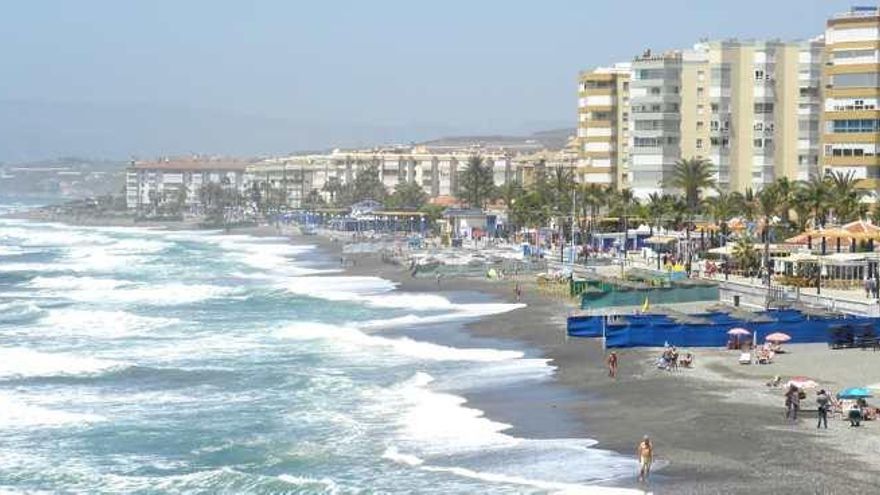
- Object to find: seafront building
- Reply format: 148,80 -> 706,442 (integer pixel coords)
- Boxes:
624,40 -> 825,198
247,147 -> 516,207
576,64 -> 631,189
125,157 -> 250,210
821,6 -> 880,199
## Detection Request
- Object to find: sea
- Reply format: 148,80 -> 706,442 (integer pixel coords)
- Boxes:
0,197 -> 638,494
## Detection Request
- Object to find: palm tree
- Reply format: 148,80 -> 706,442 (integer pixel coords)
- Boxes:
801,175 -> 829,228
826,170 -> 864,223
665,157 -> 716,211
731,236 -> 760,277
756,184 -> 782,287
772,177 -> 796,227
645,192 -> 667,234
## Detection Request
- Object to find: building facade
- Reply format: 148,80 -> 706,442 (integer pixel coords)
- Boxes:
621,39 -> 825,199
577,64 -> 630,189
247,147 -> 516,207
125,158 -> 249,210
821,6 -> 880,198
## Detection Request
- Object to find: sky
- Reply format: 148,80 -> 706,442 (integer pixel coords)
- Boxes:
0,0 -> 864,161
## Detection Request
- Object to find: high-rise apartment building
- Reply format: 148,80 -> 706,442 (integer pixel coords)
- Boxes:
623,39 -> 824,199
822,6 -> 880,198
576,64 -> 630,189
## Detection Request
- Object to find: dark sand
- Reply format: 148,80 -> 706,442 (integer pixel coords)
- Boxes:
294,231 -> 880,495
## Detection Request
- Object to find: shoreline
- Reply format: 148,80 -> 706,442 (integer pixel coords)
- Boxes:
281,227 -> 880,494
5,213 -> 880,493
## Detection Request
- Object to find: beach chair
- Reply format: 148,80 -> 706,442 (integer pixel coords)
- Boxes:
738,352 -> 752,365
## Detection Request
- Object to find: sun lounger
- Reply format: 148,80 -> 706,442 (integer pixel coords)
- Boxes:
738,352 -> 752,365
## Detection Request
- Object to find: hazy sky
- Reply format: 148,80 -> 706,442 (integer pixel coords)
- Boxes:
0,0 -> 861,160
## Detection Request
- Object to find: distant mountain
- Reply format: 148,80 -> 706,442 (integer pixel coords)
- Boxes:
420,128 -> 574,152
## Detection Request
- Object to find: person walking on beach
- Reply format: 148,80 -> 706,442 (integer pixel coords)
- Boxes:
435,272 -> 442,288
606,351 -> 618,379
816,389 -> 830,429
514,282 -> 522,301
636,435 -> 653,483
784,385 -> 800,421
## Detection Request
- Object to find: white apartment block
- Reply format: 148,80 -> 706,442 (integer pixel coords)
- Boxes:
125,158 -> 249,210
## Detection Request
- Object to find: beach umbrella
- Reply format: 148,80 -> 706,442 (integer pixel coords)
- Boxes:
786,377 -> 819,389
727,327 -> 751,336
765,332 -> 791,343
837,387 -> 873,399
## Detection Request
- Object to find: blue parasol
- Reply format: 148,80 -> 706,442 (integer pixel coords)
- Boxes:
837,387 -> 873,399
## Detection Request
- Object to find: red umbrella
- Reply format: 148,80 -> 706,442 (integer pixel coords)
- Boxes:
765,332 -> 791,343
786,376 -> 818,389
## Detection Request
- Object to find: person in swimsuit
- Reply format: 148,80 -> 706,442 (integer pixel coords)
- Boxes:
606,352 -> 618,378
637,435 -> 653,482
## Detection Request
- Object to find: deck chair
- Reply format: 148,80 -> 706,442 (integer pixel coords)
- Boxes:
738,352 -> 752,365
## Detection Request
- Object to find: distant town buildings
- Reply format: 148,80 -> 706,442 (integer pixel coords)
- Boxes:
576,5 -> 879,200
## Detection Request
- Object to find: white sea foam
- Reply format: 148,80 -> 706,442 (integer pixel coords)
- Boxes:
0,347 -> 129,380
277,475 -> 339,494
38,309 -> 179,338
0,392 -> 104,428
29,275 -> 236,306
0,300 -> 46,322
276,323 -> 525,362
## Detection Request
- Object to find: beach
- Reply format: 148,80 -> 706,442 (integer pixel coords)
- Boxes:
4,209 -> 880,494
296,229 -> 880,494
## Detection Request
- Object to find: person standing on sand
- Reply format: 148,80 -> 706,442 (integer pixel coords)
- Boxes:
785,385 -> 800,421
816,389 -> 829,429
435,272 -> 442,288
606,352 -> 618,378
514,282 -> 522,301
636,435 -> 653,482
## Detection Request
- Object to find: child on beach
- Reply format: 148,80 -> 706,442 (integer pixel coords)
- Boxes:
606,352 -> 618,378
636,435 -> 653,482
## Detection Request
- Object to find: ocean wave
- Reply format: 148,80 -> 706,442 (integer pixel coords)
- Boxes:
0,392 -> 105,428
277,474 -> 339,494
29,276 -> 237,306
0,347 -> 130,380
37,308 -> 180,338
0,300 -> 46,324
276,323 -> 525,363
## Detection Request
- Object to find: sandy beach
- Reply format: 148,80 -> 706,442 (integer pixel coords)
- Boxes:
282,228 -> 880,494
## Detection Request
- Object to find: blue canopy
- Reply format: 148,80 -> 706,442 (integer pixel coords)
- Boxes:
837,387 -> 873,399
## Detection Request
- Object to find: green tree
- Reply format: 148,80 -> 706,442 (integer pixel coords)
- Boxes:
351,164 -> 387,203
756,184 -> 782,285
457,155 -> 496,209
385,181 -> 428,210
827,170 -> 865,223
800,175 -> 829,228
731,236 -> 760,276
665,157 -> 716,212
322,176 -> 344,206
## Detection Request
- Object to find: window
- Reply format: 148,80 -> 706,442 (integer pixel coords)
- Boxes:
696,121 -> 705,129
710,120 -> 720,131
649,87 -> 661,95
754,122 -> 764,131
696,138 -> 704,149
755,103 -> 774,114
754,139 -> 763,148
755,69 -> 765,80
711,137 -> 720,146
697,87 -> 704,96
832,72 -> 880,88
711,103 -> 719,112
697,104 -> 705,115
698,70 -> 706,82
830,119 -> 880,133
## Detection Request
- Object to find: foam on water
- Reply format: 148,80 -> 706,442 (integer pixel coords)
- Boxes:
276,322 -> 526,362
0,347 -> 129,380
0,392 -> 105,428
37,309 -> 180,338
29,275 -> 237,306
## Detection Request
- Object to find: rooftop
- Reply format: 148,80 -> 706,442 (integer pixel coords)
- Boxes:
131,157 -> 251,172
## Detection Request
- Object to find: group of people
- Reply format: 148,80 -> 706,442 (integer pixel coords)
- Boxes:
786,386 -> 875,428
655,346 -> 693,371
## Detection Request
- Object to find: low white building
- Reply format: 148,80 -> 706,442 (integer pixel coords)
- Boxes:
125,157 -> 250,210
